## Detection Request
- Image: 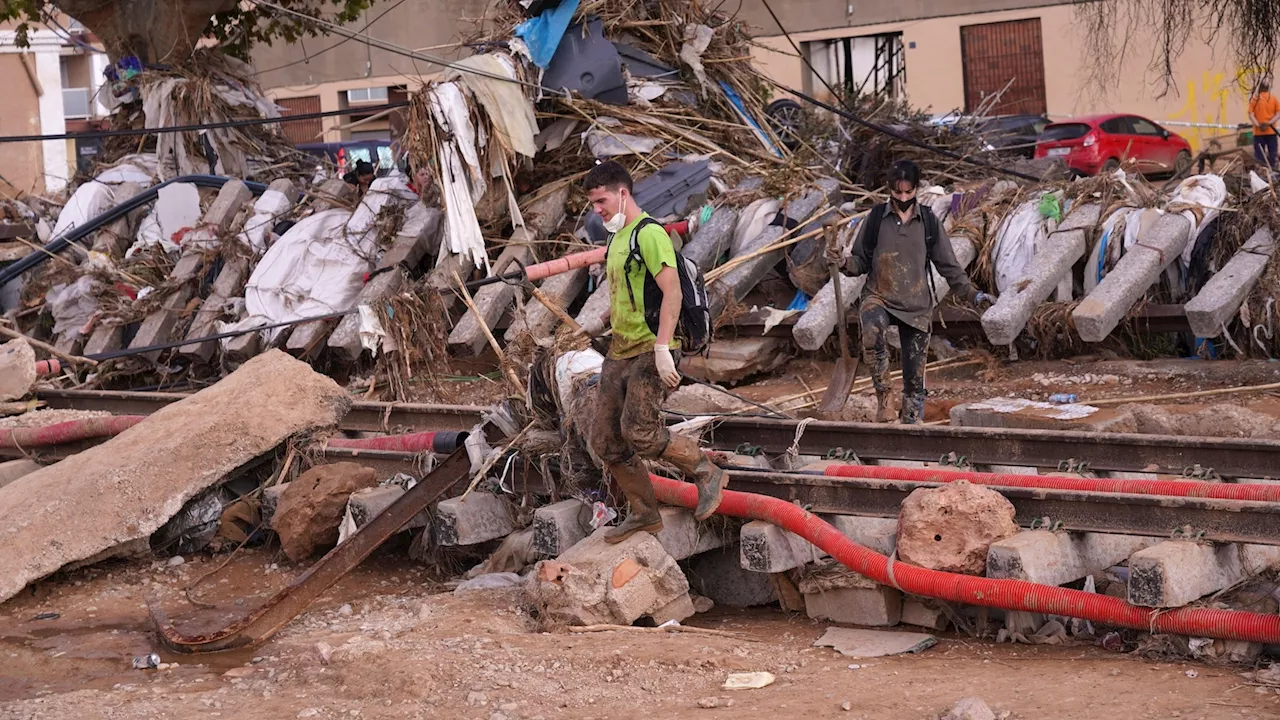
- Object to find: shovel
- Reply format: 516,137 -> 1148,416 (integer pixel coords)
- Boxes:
819,221 -> 859,418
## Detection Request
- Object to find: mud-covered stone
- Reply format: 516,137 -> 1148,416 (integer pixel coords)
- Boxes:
897,480 -> 1019,575
273,462 -> 378,561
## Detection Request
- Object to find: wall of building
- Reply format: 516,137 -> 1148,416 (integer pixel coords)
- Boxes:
752,4 -> 1256,153
735,0 -> 1070,36
0,54 -> 46,196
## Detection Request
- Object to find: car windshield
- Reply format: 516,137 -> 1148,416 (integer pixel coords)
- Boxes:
1040,123 -> 1090,142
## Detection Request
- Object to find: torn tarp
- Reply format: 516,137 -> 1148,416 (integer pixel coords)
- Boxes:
513,0 -> 579,68
429,81 -> 490,273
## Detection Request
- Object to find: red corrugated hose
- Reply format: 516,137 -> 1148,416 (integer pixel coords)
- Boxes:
0,415 -> 145,448
325,430 -> 467,454
650,474 -> 1280,643
824,463 -> 1280,503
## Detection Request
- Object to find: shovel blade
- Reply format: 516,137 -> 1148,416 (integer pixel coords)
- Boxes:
818,357 -> 859,418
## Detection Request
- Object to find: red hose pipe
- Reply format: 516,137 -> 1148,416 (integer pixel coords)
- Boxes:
0,415 -> 145,448
825,463 -> 1280,503
34,359 -> 61,376
325,430 -> 467,454
650,474 -> 1280,643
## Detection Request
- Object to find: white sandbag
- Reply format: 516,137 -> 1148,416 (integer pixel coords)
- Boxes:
554,348 -> 604,414
239,188 -> 295,256
51,181 -> 115,241
991,196 -> 1053,294
94,154 -> 157,185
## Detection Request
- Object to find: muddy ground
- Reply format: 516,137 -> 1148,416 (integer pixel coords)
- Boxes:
2,548 -> 1277,720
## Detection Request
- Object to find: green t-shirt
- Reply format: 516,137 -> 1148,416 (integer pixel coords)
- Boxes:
606,213 -> 679,359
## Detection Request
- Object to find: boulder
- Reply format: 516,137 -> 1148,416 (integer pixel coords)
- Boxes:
528,528 -> 693,626
896,480 -> 1019,575
0,338 -> 36,401
273,462 -> 379,561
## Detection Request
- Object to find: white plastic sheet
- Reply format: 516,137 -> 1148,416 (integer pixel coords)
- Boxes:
731,198 -> 782,258
991,195 -> 1059,293
453,53 -> 538,159
430,82 -> 489,273
45,276 -> 101,338
125,183 -> 202,259
238,188 -> 295,256
51,181 -> 115,242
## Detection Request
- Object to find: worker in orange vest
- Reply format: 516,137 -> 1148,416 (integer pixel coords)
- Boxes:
1249,79 -> 1280,170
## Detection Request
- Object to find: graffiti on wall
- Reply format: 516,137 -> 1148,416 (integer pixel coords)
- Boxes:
1167,67 -> 1267,152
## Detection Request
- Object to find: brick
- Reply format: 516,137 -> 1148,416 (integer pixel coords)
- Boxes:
987,530 -> 1157,587
1128,541 -> 1280,608
435,492 -> 516,546
532,499 -> 592,556
804,586 -> 902,626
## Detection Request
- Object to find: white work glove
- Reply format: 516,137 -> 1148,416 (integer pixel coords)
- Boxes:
654,343 -> 680,389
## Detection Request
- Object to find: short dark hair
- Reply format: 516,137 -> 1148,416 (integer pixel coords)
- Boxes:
1262,80 -> 1272,93
583,160 -> 633,193
888,159 -> 921,190
356,159 -> 375,177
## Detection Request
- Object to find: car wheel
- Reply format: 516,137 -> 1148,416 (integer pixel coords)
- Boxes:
765,98 -> 805,150
1174,150 -> 1193,174
1101,158 -> 1121,175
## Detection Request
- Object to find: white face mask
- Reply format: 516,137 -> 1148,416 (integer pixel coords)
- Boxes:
604,212 -> 627,233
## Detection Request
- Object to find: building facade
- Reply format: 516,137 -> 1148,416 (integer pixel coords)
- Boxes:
749,0 -> 1259,154
0,19 -> 110,196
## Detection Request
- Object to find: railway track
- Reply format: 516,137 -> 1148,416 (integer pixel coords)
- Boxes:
34,389 -> 1280,480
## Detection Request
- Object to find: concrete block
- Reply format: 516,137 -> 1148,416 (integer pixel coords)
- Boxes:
901,598 -> 948,631
0,459 -> 41,490
1185,227 -> 1274,337
708,178 -> 838,319
740,520 -> 821,573
981,204 -> 1100,345
426,251 -> 475,312
652,507 -> 726,561
573,280 -> 611,334
376,204 -> 441,272
680,336 -> 789,384
505,267 -> 588,341
348,486 -> 428,530
685,546 -> 778,608
223,328 -> 261,362
793,273 -> 865,351
927,231 -> 978,306
204,179 -> 253,232
84,323 -> 122,357
1073,212 -> 1194,342
986,530 -> 1158,587
825,515 -> 898,556
285,317 -> 335,358
1128,541 -> 1280,607
181,257 -> 251,362
311,178 -> 353,212
448,242 -> 535,356
532,499 -> 592,556
327,268 -> 406,361
90,182 -> 144,258
680,206 -> 738,272
128,286 -> 194,362
435,492 -> 516,546
804,586 -> 902,626
539,528 -> 692,626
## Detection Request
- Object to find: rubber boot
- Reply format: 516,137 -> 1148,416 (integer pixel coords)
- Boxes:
875,391 -> 895,423
661,434 -> 727,521
900,392 -> 926,425
604,456 -> 663,544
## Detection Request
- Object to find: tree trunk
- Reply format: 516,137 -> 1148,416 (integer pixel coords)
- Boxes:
58,0 -> 239,63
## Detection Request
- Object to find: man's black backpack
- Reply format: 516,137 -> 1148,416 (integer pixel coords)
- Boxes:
862,202 -> 943,301
615,217 -> 712,354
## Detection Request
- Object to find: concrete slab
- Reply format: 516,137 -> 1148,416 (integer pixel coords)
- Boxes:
0,351 -> 349,603
813,626 -> 937,657
805,587 -> 902,626
740,520 -> 821,573
652,506 -> 727,560
1128,541 -> 1280,607
681,206 -> 738,272
680,336 -> 790,384
532,499 -> 592,556
982,204 -> 1101,345
0,459 -> 41,490
986,530 -> 1158,587
435,492 -> 516,546
347,485 -> 429,530
1186,228 -> 1274,337
793,273 -> 865,351
949,397 -> 1125,433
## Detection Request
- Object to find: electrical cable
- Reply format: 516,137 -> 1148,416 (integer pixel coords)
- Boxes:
84,309 -> 357,361
756,0 -> 1040,183
678,373 -> 789,419
0,101 -> 408,144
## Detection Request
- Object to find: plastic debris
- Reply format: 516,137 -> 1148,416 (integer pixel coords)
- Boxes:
722,671 -> 776,690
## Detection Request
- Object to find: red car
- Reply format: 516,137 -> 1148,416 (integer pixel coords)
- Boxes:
1034,113 -> 1193,177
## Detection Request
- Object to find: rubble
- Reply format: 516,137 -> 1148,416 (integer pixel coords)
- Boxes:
0,350 -> 349,603
0,338 -> 36,401
273,463 -> 379,561
896,481 -> 1020,575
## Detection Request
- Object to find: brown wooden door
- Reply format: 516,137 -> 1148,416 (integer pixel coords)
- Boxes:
276,95 -> 323,144
960,18 -> 1047,116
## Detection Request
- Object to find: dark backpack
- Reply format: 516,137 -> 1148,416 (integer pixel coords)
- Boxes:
863,202 -> 942,301
615,217 -> 712,354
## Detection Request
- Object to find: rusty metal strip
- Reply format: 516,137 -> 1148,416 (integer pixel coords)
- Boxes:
149,447 -> 473,653
724,470 -> 1280,545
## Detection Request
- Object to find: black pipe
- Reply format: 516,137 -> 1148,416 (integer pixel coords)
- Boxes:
0,175 -> 270,299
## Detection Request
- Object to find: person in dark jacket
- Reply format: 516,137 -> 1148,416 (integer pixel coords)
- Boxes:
831,159 -> 993,424
343,159 -> 376,194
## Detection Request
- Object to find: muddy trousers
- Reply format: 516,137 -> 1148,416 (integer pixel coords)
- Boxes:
860,303 -> 929,424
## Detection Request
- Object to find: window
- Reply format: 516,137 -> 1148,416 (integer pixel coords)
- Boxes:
1129,117 -> 1164,137
1040,123 -> 1090,142
802,32 -> 905,99
346,87 -> 388,104
1099,117 -> 1132,134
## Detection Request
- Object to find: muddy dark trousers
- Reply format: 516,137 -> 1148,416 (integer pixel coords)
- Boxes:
860,303 -> 929,424
589,351 -> 727,543
1256,134 -> 1279,169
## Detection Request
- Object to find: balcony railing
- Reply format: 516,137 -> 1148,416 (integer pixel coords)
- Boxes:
62,87 -> 91,119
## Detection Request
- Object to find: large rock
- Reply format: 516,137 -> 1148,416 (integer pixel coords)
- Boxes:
273,462 -> 379,561
528,528 -> 694,626
0,351 -> 350,603
0,338 -> 36,401
896,480 -> 1019,575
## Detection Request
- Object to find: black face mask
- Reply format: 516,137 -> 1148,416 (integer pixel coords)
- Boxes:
891,195 -> 916,213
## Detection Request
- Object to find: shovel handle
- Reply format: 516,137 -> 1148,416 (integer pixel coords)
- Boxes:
824,224 -> 852,362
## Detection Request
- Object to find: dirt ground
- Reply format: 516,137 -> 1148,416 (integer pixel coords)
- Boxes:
2,548 -> 1278,720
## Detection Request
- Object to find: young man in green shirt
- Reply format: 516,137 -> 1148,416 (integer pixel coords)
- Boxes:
582,161 -> 727,544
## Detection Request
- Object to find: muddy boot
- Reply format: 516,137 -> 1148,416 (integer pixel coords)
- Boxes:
875,391 -> 895,423
661,434 -> 727,521
604,456 -> 663,544
899,392 -> 926,425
